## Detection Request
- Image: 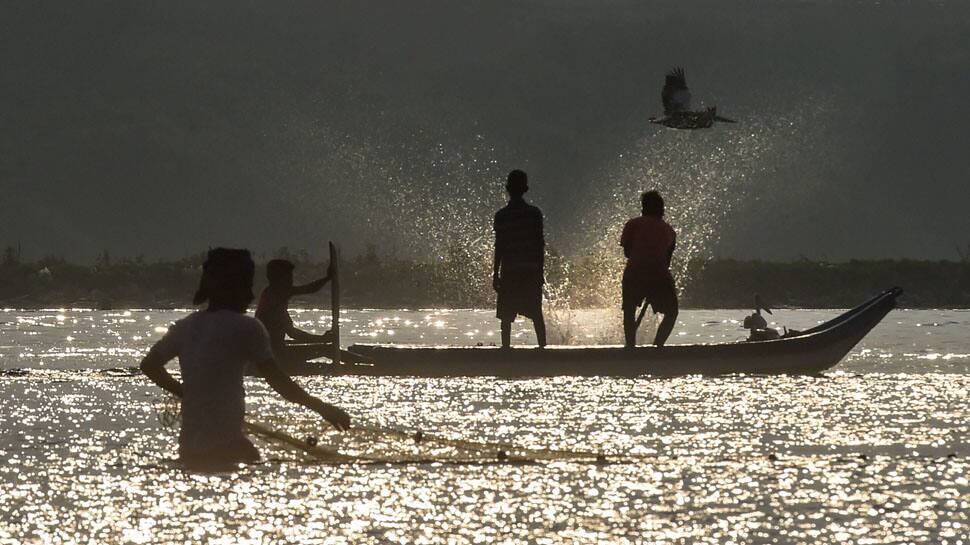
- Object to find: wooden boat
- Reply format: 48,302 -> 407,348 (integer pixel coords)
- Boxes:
312,288 -> 899,378
248,343 -> 373,376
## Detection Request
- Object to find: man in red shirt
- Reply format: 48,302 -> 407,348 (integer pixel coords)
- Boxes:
620,191 -> 678,347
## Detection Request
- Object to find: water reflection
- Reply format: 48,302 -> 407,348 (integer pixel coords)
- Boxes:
0,372 -> 967,543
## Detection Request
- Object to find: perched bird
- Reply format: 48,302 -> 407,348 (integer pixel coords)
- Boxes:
743,294 -> 773,330
650,67 -> 736,129
743,294 -> 780,341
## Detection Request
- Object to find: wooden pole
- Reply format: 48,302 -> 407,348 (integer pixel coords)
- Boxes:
329,241 -> 341,365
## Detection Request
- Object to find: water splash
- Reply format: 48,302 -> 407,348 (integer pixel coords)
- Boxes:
575,94 -> 839,308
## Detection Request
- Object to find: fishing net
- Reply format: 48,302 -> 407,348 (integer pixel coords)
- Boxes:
245,418 -> 610,465
154,395 -> 613,465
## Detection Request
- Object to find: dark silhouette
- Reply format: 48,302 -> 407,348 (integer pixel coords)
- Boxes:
493,170 -> 547,348
743,293 -> 781,341
742,294 -> 772,330
139,248 -> 349,472
620,191 -> 679,347
255,259 -> 335,356
649,67 -> 736,129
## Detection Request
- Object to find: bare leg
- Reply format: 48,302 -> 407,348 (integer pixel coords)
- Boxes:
533,314 -> 547,348
653,308 -> 678,347
500,320 -> 512,348
623,306 -> 637,348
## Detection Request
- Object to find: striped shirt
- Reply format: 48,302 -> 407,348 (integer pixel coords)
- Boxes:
494,198 -> 545,277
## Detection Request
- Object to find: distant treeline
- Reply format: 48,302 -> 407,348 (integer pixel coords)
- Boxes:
684,259 -> 970,308
1,246 -> 968,309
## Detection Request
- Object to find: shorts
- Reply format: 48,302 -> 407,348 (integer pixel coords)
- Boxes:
496,272 -> 544,322
622,270 -> 678,315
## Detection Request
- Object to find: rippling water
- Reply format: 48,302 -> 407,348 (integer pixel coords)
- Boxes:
1,308 -> 968,543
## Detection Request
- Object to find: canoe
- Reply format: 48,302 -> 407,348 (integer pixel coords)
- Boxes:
324,288 -> 901,378
247,343 -> 373,376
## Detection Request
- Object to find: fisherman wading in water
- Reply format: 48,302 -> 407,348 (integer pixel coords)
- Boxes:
139,248 -> 350,471
620,191 -> 679,347
493,169 -> 547,348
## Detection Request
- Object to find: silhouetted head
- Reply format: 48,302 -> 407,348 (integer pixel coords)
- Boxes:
266,259 -> 295,287
505,169 -> 528,198
192,248 -> 255,312
641,191 -> 665,217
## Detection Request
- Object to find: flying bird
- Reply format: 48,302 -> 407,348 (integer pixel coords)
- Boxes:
649,67 -> 736,129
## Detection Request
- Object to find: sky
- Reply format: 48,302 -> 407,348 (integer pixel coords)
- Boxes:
2,0 -> 969,263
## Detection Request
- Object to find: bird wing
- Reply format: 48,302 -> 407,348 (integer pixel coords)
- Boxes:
661,67 -> 690,115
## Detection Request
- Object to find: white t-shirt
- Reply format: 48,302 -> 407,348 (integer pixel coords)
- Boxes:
152,310 -> 274,453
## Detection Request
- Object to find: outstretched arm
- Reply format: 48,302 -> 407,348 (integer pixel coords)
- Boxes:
291,276 -> 329,296
140,344 -> 183,398
255,357 -> 350,430
291,262 -> 335,296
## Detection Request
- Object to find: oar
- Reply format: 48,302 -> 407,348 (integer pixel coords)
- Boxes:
329,241 -> 341,365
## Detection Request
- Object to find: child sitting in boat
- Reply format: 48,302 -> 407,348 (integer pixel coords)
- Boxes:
139,248 -> 350,471
255,259 -> 334,357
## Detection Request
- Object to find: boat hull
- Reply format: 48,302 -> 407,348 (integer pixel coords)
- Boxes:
245,343 -> 373,376
333,288 -> 901,378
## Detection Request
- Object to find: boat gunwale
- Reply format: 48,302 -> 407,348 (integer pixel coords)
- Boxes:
349,287 -> 902,354
276,288 -> 900,377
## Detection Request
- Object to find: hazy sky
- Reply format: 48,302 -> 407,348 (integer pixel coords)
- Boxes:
2,0 -> 969,262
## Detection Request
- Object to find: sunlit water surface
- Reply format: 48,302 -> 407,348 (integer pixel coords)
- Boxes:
1,308 -> 968,544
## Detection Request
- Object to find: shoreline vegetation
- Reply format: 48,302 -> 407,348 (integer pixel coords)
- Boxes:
1,246 -> 968,310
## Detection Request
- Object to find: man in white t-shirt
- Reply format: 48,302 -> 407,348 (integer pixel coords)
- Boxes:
140,248 -> 350,471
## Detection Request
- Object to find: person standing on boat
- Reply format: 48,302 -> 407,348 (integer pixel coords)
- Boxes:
139,248 -> 350,471
255,259 -> 334,355
493,169 -> 547,349
620,190 -> 678,347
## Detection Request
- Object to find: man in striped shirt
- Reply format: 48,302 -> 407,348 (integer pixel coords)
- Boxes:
493,169 -> 547,349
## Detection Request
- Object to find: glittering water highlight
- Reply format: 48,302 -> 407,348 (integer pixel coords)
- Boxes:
3,308 -> 967,373
1,308 -> 968,543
